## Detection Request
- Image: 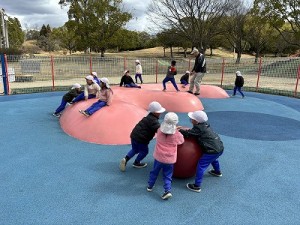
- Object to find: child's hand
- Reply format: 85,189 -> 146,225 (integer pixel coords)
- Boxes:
176,126 -> 183,130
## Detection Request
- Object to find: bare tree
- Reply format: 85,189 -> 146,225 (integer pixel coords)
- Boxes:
148,0 -> 236,51
222,0 -> 250,63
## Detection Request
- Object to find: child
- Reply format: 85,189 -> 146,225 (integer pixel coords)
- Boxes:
53,83 -> 82,117
91,71 -> 101,86
180,71 -> 190,88
232,71 -> 245,98
147,112 -> 184,200
120,70 -> 141,88
162,60 -> 179,92
135,59 -> 143,84
119,101 -> 166,171
179,110 -> 224,193
79,78 -> 113,117
70,75 -> 100,104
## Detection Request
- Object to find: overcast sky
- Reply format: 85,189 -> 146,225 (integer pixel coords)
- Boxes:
1,0 -> 152,31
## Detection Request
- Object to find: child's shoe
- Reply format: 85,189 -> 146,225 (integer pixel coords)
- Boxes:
208,169 -> 222,177
79,110 -> 90,117
161,191 -> 172,200
162,89 -> 166,91
119,158 -> 127,172
132,161 -> 147,168
147,186 -> 153,192
52,113 -> 60,118
186,183 -> 201,192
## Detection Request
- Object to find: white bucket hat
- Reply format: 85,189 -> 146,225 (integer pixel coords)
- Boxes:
124,70 -> 129,75
186,71 -> 190,74
85,75 -> 94,81
135,59 -> 140,64
188,110 -> 208,123
160,112 -> 179,134
236,71 -> 242,76
190,48 -> 199,55
72,83 -> 81,89
148,101 -> 165,113
91,71 -> 98,77
100,77 -> 110,88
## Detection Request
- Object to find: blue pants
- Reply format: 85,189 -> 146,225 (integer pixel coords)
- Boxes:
85,100 -> 107,115
195,152 -> 223,187
55,98 -> 68,114
125,83 -> 140,88
233,86 -> 244,97
72,93 -> 96,103
135,74 -> 143,83
148,160 -> 174,192
180,80 -> 188,86
163,77 -> 179,91
126,139 -> 149,163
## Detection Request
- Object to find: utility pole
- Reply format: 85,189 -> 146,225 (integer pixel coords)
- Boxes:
0,8 -> 9,48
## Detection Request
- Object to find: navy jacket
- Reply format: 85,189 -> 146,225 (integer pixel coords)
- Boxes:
192,53 -> 206,73
120,75 -> 135,86
130,113 -> 160,144
179,122 -> 224,154
63,89 -> 81,102
235,76 -> 244,87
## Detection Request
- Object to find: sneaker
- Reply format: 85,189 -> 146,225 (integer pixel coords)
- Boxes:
69,101 -> 74,105
162,89 -> 166,91
132,162 -> 147,168
208,169 -> 222,177
186,183 -> 201,193
187,91 -> 193,94
119,158 -> 127,172
161,191 -> 172,200
147,186 -> 153,192
52,113 -> 60,118
194,92 -> 200,96
79,110 -> 90,117
176,89 -> 180,92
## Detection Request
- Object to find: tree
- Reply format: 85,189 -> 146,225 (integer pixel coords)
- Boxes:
253,0 -> 300,47
38,24 -> 55,51
156,29 -> 179,58
222,1 -> 250,63
148,0 -> 236,51
7,17 -> 25,49
60,0 -> 132,57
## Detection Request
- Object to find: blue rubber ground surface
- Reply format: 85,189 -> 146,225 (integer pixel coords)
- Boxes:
0,91 -> 299,225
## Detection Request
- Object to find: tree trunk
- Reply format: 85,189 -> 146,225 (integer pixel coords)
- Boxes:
254,51 -> 259,64
163,47 -> 166,57
170,46 -> 173,58
210,46 -> 213,56
235,51 -> 242,63
100,48 -> 105,57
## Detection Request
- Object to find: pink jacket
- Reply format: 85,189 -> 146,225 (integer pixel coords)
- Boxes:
153,129 -> 184,164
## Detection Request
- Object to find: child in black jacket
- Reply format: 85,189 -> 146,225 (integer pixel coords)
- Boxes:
119,101 -> 166,171
232,71 -> 245,98
179,110 -> 224,192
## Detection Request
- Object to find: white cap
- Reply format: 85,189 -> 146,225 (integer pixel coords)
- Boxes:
148,101 -> 165,113
135,59 -> 140,63
186,71 -> 190,74
190,48 -> 199,54
91,71 -> 98,77
100,77 -> 110,88
85,75 -> 94,81
160,112 -> 179,134
124,70 -> 129,75
72,83 -> 81,89
188,110 -> 208,123
236,71 -> 242,76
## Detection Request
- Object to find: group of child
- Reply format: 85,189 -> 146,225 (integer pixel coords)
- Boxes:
119,101 -> 224,200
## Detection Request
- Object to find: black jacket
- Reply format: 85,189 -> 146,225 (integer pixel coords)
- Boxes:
63,89 -> 81,102
130,113 -> 160,144
192,53 -> 206,73
235,76 -> 244,87
180,73 -> 189,83
179,122 -> 224,154
120,75 -> 135,86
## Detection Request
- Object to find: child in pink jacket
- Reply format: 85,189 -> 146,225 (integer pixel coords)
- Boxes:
147,112 -> 184,200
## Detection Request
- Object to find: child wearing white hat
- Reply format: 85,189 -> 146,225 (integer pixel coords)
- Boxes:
70,75 -> 100,104
53,83 -> 82,117
79,78 -> 113,117
120,70 -> 141,88
179,110 -> 224,193
119,101 -> 165,171
180,71 -> 190,88
91,71 -> 101,86
147,112 -> 184,200
135,59 -> 143,84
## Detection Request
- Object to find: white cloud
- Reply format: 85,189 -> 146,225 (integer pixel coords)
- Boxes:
2,0 -> 152,31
